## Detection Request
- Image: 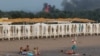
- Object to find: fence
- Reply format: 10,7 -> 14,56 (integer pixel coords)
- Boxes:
0,23 -> 99,40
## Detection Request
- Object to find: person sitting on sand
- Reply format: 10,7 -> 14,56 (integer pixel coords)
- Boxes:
33,47 -> 40,56
19,45 -> 30,55
33,47 -> 37,56
65,50 -> 75,55
19,47 -> 27,55
19,47 -> 23,54
61,50 -> 75,55
36,47 -> 40,55
24,45 -> 30,51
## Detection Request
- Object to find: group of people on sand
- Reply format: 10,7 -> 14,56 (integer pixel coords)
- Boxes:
19,45 -> 40,56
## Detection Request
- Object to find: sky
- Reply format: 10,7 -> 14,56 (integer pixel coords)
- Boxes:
0,0 -> 62,12
0,0 -> 100,12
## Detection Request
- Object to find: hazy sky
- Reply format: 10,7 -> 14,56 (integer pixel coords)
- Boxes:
0,0 -> 62,12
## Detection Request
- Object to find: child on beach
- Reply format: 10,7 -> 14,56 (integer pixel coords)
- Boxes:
33,47 -> 40,56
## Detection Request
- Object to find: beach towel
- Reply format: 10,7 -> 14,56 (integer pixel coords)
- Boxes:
22,51 -> 27,55
27,52 -> 34,56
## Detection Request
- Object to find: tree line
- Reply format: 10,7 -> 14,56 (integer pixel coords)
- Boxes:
0,7 -> 100,22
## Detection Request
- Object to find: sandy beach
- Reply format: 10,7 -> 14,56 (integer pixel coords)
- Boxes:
0,35 -> 100,56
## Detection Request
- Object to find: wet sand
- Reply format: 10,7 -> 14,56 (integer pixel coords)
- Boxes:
0,35 -> 100,56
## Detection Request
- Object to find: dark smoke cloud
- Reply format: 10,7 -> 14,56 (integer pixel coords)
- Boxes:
62,0 -> 100,11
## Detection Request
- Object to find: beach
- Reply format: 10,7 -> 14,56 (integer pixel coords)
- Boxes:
0,35 -> 100,56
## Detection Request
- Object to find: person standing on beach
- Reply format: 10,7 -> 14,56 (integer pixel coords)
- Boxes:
71,38 -> 77,51
63,38 -> 77,55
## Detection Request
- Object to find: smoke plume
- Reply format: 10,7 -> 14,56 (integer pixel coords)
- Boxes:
62,0 -> 100,11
